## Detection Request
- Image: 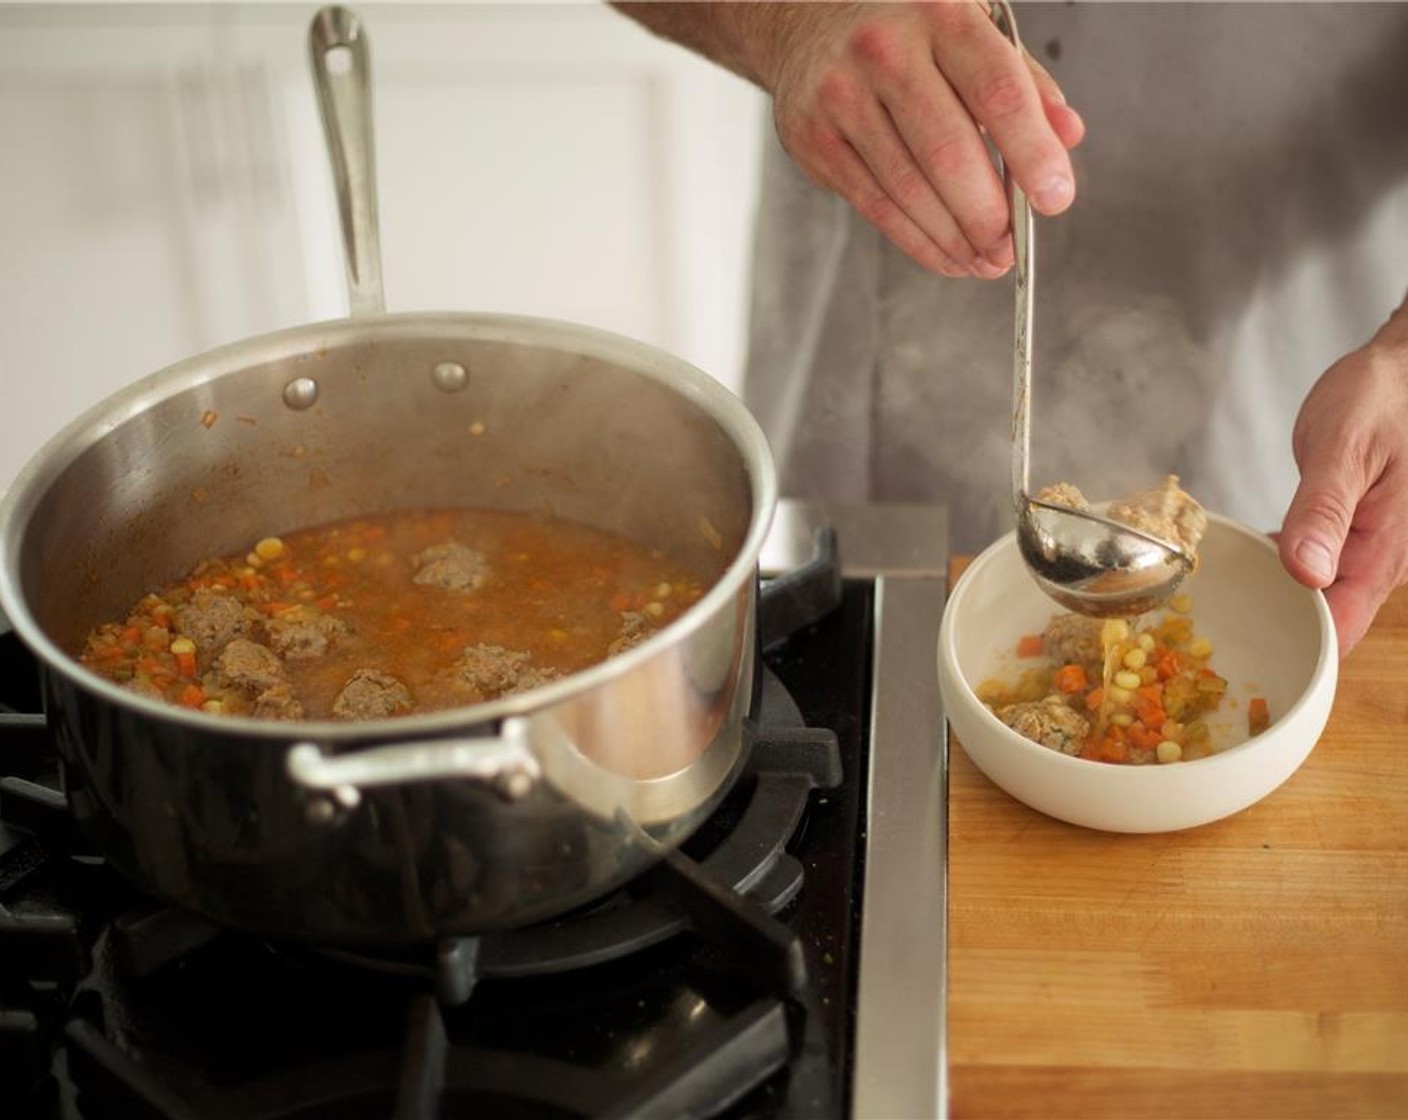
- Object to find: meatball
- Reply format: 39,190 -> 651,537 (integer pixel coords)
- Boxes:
608,610 -> 651,657
174,590 -> 259,663
1108,474 -> 1207,559
265,606 -> 348,660
1035,481 -> 1090,511
996,694 -> 1091,756
450,643 -> 560,701
213,639 -> 287,693
332,669 -> 414,720
411,541 -> 489,592
1042,613 -> 1105,672
250,683 -> 304,722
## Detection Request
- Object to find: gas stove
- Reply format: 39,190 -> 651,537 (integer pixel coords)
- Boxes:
0,500 -> 949,1119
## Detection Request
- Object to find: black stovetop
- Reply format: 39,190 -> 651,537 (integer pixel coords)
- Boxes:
1,565 -> 875,1119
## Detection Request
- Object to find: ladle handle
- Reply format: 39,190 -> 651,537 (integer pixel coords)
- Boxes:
989,0 -> 1034,512
309,6 -> 386,318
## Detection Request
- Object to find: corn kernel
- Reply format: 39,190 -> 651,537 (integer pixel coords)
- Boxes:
1137,633 -> 1156,652
347,548 -> 366,563
1108,685 -> 1133,704
1156,740 -> 1183,764
246,552 -> 263,568
1169,593 -> 1193,613
1102,619 -> 1130,644
1189,637 -> 1214,659
254,537 -> 285,561
1162,720 -> 1185,740
644,601 -> 666,619
201,699 -> 224,714
1122,647 -> 1148,671
1109,713 -> 1133,727
655,583 -> 673,599
169,637 -> 196,656
1114,670 -> 1142,691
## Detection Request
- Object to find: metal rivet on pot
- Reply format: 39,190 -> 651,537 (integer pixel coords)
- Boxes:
332,784 -> 362,810
431,361 -> 469,393
305,798 -> 337,825
283,377 -> 320,410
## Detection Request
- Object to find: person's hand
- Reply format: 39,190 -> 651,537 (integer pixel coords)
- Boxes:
1278,305 -> 1408,656
754,1 -> 1085,279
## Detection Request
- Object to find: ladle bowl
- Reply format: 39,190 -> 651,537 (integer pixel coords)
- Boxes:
1017,498 -> 1195,618
993,0 -> 1194,618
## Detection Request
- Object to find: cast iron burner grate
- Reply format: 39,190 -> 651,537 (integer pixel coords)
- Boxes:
1,530 -> 872,1119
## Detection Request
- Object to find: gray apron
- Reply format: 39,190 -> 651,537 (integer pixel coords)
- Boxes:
742,2 -> 1408,553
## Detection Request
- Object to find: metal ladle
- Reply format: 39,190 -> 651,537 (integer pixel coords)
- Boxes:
992,0 -> 1195,619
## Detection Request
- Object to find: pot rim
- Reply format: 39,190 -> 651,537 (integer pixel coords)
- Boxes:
0,310 -> 778,742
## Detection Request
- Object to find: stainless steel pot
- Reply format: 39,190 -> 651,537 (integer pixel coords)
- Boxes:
0,6 -> 776,944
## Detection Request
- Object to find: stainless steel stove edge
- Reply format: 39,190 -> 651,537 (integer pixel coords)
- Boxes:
763,500 -> 950,1120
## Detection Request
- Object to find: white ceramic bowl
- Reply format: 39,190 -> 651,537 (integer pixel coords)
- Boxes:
938,514 -> 1338,832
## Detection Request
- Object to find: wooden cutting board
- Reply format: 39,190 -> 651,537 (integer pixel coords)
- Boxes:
946,558 -> 1408,1119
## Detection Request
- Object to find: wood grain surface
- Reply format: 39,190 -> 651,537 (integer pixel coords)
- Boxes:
947,560 -> 1408,1119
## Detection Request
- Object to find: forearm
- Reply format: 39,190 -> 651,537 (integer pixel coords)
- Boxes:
608,1 -> 822,89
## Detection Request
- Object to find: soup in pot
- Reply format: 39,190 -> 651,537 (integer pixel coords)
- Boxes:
77,507 -> 707,721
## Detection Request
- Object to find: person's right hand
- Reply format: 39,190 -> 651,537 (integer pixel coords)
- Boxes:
753,1 -> 1085,280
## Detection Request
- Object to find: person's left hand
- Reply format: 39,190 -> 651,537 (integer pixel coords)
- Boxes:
1278,303 -> 1408,657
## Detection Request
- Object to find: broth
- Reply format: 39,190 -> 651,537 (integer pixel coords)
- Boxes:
78,507 -> 707,721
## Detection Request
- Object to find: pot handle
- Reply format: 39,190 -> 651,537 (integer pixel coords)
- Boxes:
309,6 -> 387,318
285,716 -> 541,810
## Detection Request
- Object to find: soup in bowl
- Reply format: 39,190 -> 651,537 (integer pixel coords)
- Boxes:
938,514 -> 1337,833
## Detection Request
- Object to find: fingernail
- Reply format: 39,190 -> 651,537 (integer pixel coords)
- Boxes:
1033,173 -> 1074,211
984,237 -> 1014,270
1295,539 -> 1336,583
974,258 -> 1008,280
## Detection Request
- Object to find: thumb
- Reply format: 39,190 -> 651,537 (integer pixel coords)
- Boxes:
1278,464 -> 1357,590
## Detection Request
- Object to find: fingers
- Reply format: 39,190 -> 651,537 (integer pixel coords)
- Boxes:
1278,476 -> 1354,589
928,3 -> 1077,215
1278,346 -> 1408,657
813,131 -> 981,278
1025,50 -> 1086,148
769,0 -> 1081,279
1280,480 -> 1392,658
807,51 -> 1010,276
1321,562 -> 1387,658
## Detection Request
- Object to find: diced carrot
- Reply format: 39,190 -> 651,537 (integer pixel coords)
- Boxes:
1127,722 -> 1162,749
1084,687 -> 1105,712
1053,663 -> 1088,694
1136,703 -> 1166,731
1100,738 -> 1128,763
177,683 -> 205,709
1248,696 -> 1271,736
174,650 -> 198,677
1016,633 -> 1045,658
1155,651 -> 1182,680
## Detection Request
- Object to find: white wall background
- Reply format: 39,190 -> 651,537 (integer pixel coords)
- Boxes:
0,2 -> 766,494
